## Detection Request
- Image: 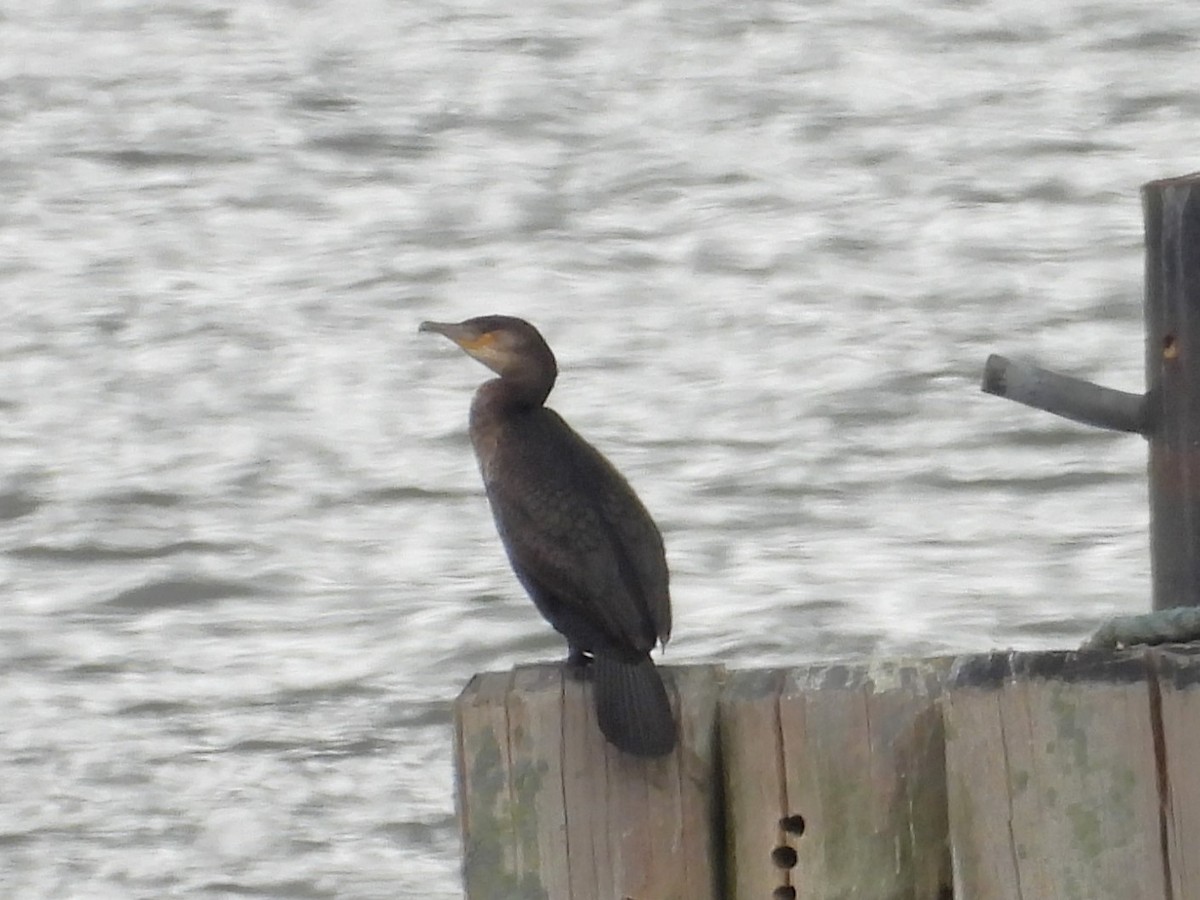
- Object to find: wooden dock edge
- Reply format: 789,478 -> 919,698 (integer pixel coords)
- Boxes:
454,647 -> 1200,900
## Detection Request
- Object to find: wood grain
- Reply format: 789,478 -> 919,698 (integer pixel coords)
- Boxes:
455,664 -> 722,900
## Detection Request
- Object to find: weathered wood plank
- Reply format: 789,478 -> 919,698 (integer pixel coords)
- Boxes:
455,664 -> 722,900
668,666 -> 723,898
780,659 -> 952,900
461,648 -> 1197,899
944,651 -> 1165,900
722,661 -> 951,900
1152,645 -> 1200,898
455,670 -> 539,900
560,670 -> 613,900
507,666 -> 570,900
721,669 -> 788,900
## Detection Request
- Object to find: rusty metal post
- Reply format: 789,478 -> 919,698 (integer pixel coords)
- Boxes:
1143,173 -> 1200,610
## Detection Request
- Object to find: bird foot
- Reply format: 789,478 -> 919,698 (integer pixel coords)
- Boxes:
564,648 -> 594,681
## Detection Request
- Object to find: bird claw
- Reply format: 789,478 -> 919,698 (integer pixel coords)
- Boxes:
564,648 -> 594,681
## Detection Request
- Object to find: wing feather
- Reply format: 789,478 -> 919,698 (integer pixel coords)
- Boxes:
477,408 -> 670,653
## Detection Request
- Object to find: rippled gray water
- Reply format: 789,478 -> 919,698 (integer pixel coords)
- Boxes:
3,1 -> 1200,896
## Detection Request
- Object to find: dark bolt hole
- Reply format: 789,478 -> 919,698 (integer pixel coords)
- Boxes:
771,845 -> 798,869
779,813 -> 806,836
1164,334 -> 1179,359
773,887 -> 797,900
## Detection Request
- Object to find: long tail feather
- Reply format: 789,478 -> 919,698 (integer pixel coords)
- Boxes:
592,654 -> 676,757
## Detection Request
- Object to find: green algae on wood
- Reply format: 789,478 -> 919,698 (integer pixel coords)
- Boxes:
944,649 -> 1164,900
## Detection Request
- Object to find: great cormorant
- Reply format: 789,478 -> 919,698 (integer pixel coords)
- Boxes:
420,315 -> 676,757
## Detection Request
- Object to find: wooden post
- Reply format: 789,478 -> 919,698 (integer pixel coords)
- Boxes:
721,660 -> 952,900
944,650 -> 1166,899
1143,173 -> 1200,609
982,173 -> 1200,616
454,664 -> 722,900
457,650 -> 1200,899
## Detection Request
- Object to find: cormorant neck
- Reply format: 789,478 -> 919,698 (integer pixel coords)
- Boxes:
472,375 -> 552,423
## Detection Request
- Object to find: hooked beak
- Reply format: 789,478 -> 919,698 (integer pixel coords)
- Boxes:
418,320 -> 460,339
418,320 -> 495,352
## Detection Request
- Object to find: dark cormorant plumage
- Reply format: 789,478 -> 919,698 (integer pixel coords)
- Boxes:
419,315 -> 676,757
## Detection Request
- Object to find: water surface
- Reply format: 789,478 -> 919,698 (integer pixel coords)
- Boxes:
3,0 -> 1199,896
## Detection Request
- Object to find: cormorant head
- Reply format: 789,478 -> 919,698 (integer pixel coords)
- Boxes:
419,315 -> 558,400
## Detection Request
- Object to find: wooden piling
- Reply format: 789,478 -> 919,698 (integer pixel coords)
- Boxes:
721,660 -> 952,900
982,172 -> 1200,616
1143,173 -> 1200,610
943,651 -> 1165,899
456,651 -> 1200,899
454,664 -> 723,900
